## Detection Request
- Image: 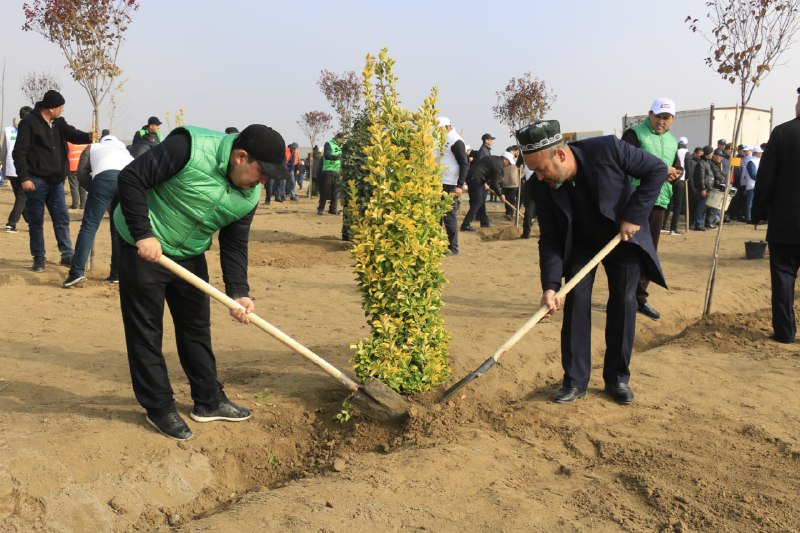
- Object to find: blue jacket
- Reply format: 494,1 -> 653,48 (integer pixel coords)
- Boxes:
531,135 -> 667,292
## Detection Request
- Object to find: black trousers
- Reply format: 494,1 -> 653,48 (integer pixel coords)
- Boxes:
503,187 -> 518,217
317,171 -> 339,213
521,179 -> 536,237
768,242 -> 800,343
442,184 -> 460,253
561,242 -> 641,388
461,181 -> 489,228
665,180 -> 685,232
6,176 -> 28,226
119,241 -> 224,415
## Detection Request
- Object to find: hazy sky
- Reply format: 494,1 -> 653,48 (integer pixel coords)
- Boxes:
2,0 -> 799,149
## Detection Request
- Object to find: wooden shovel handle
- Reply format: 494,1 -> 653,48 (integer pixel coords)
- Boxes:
156,255 -> 359,393
490,233 -> 622,362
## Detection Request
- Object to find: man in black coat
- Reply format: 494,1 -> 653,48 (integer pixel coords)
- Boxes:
751,87 -> 800,344
460,152 -> 512,231
516,120 -> 667,405
12,90 -> 93,272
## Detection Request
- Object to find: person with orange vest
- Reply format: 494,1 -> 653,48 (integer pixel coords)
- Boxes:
67,141 -> 89,208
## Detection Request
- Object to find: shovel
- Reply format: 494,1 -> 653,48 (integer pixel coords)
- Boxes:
441,233 -> 622,401
156,256 -> 408,422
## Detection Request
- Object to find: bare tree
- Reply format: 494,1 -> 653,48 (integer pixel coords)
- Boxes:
297,111 -> 333,150
20,70 -> 61,106
105,78 -> 128,133
317,69 -> 361,131
22,0 -> 140,132
686,0 -> 800,147
687,0 -> 800,316
492,72 -> 556,139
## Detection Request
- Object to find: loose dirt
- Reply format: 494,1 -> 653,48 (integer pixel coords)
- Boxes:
0,188 -> 797,532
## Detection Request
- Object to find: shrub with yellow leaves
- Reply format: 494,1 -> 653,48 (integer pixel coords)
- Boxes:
349,49 -> 452,393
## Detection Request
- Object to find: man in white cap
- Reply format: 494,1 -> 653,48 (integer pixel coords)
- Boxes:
621,98 -> 682,321
436,117 -> 469,255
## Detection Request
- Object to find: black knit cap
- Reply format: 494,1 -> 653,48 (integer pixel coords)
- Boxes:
516,120 -> 563,154
38,90 -> 65,109
235,124 -> 289,181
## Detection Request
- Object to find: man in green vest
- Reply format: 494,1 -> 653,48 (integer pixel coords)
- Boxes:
317,132 -> 345,215
131,116 -> 164,145
622,98 -> 682,321
115,124 -> 289,441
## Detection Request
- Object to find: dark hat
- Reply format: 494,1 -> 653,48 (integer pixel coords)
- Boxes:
39,90 -> 65,109
712,148 -> 725,157
703,146 -> 713,156
717,138 -> 726,145
147,116 -> 162,126
224,127 -> 239,134
334,131 -> 345,139
288,142 -> 298,149
235,124 -> 289,181
515,120 -> 563,154
796,87 -> 799,95
481,133 -> 496,141
506,144 -> 520,152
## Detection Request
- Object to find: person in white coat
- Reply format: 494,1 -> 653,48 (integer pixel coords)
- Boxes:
63,135 -> 134,287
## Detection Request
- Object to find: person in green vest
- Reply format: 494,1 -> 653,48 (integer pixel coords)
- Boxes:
131,116 -> 164,145
621,98 -> 683,321
317,131 -> 345,215
115,124 -> 289,441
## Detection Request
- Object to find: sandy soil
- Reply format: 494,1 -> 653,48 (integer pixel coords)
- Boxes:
0,185 -> 798,532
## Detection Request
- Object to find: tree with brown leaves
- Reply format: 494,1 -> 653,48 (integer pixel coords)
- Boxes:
22,0 -> 140,132
492,72 -> 556,139
686,0 -> 800,147
317,69 -> 361,132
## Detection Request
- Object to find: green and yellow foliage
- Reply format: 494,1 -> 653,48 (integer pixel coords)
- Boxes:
349,49 -> 452,393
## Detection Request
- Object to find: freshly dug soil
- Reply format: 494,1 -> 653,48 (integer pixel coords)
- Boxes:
0,189 -> 797,532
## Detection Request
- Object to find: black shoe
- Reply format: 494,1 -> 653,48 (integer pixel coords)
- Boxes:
276,198 -> 285,202
605,383 -> 634,404
768,333 -> 794,344
520,233 -> 530,239
69,205 -> 79,210
32,256 -> 45,272
146,411 -> 193,441
60,254 -> 73,266
552,386 -> 587,403
263,199 -> 271,205
62,272 -> 86,288
445,249 -> 459,256
317,209 -> 324,215
290,197 -> 298,201
190,399 -> 251,423
480,224 -> 491,228
692,226 -> 707,231
4,224 -> 16,233
637,302 -> 661,320
330,210 -> 341,215
104,276 -> 119,284
460,226 -> 476,232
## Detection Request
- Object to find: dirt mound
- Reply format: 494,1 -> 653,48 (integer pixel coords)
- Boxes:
479,225 -> 522,241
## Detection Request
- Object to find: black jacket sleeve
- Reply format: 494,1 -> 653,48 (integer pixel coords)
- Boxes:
219,207 -> 256,299
11,119 -> 32,181
451,140 -> 469,187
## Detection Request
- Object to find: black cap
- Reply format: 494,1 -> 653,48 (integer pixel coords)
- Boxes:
235,124 -> 289,181
515,120 -> 563,154
224,127 -> 239,134
147,116 -> 162,126
717,138 -> 726,145
713,148 -> 725,157
481,133 -> 496,141
39,90 -> 65,109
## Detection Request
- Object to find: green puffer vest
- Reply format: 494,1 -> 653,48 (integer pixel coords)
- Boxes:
321,138 -> 342,172
138,129 -> 164,142
114,126 -> 261,260
629,121 -> 678,209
